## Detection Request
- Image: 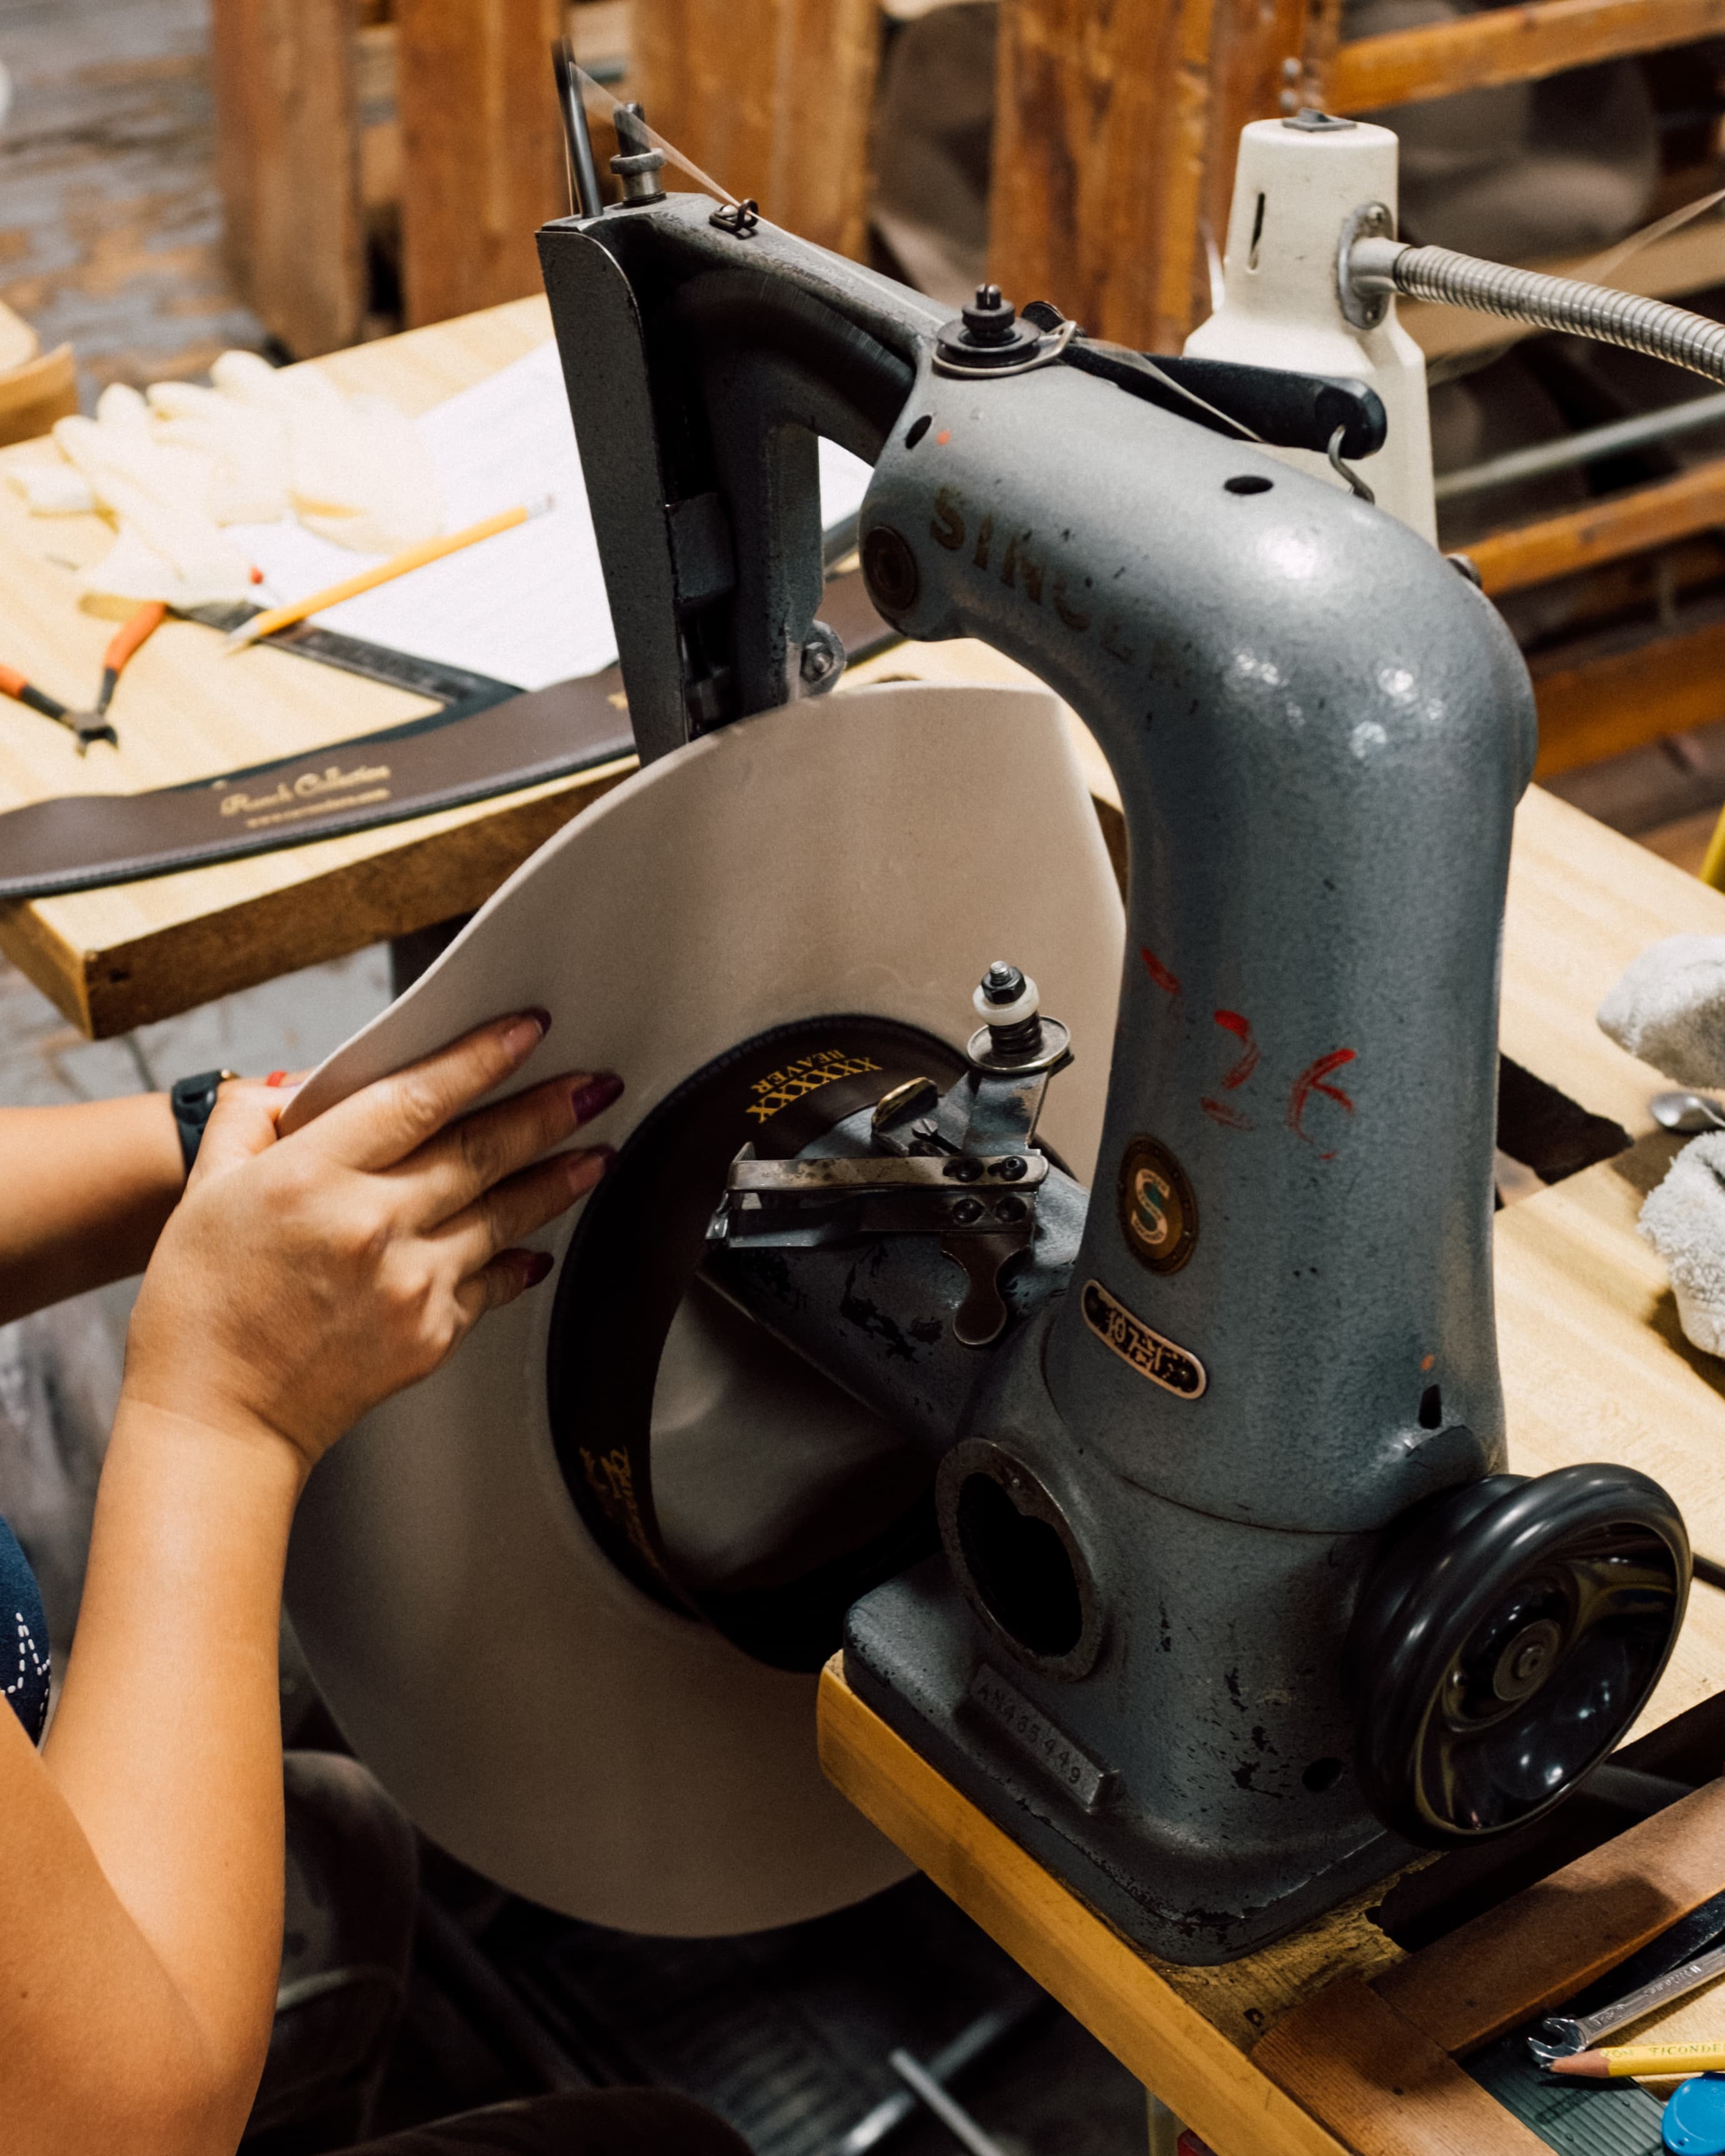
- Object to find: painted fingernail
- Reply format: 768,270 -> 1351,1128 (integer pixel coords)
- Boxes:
570,1073 -> 624,1125
526,1006 -> 552,1037
568,1143 -> 616,1192
523,1251 -> 555,1288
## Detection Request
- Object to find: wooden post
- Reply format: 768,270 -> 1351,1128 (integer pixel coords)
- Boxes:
396,0 -> 569,328
211,0 -> 366,358
634,0 -> 882,259
990,0 -> 1221,355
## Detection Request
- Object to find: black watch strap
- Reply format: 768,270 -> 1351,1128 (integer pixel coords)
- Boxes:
169,1068 -> 238,1175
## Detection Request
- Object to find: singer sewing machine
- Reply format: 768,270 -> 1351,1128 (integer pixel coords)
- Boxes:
278,115 -> 1692,1978
518,124 -> 1689,1963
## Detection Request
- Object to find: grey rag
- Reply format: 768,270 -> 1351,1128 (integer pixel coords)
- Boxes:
1641,1132 -> 1725,1356
1597,933 -> 1725,1088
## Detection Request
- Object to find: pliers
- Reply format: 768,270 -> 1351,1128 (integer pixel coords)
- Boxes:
0,601 -> 167,755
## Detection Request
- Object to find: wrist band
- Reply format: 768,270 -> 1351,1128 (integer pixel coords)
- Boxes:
169,1068 -> 238,1175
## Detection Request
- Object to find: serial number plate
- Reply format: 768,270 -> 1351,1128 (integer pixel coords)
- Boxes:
968,1664 -> 1115,1812
1082,1278 -> 1207,1398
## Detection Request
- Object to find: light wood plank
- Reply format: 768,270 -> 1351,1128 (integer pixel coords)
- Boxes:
0,346 -> 77,452
1374,1778 -> 1725,2053
397,0 -> 568,328
990,0 -> 1219,355
211,0 -> 366,358
1499,784 -> 1725,1135
1254,1979 -> 1552,2155
1329,0 -> 1725,113
0,299 -> 591,1035
1469,460 -> 1725,599
817,1658 -> 1352,2156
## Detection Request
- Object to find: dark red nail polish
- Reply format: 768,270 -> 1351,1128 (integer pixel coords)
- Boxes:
523,1251 -> 555,1287
590,1142 -> 618,1168
526,1006 -> 553,1038
571,1073 -> 624,1125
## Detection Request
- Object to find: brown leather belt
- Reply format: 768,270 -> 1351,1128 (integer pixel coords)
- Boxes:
0,671 -> 636,901
0,569 -> 898,903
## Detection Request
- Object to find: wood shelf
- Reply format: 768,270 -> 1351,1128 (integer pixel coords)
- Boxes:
1330,0 -> 1725,115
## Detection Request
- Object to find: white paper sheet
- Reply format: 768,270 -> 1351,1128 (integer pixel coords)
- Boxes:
230,341 -> 876,693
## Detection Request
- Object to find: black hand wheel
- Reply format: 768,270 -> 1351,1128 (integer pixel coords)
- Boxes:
1347,1465 -> 1689,1846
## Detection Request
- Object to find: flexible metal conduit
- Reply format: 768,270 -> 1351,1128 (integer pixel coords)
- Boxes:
1351,236 -> 1725,389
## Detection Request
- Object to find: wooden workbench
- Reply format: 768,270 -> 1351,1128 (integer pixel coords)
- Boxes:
0,294 -> 643,1038
818,787 -> 1725,2156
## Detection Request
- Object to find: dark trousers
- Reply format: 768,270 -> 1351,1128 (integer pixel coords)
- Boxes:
351,2091 -> 753,2154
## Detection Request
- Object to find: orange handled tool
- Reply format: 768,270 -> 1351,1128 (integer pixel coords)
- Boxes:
94,600 -> 168,720
0,663 -> 116,753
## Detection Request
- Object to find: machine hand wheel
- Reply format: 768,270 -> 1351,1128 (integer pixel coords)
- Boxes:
1347,1464 -> 1689,1845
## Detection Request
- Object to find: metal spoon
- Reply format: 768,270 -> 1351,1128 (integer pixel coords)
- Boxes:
1652,1090 -> 1725,1134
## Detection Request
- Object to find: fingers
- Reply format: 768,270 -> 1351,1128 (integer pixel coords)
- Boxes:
453,1246 -> 556,1331
435,1145 -> 610,1280
393,1070 -> 623,1228
308,1010 -> 553,1173
186,1077 -> 298,1186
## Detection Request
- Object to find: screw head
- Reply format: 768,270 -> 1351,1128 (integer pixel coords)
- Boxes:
994,1193 -> 1028,1224
950,1196 -> 985,1226
997,1155 -> 1028,1181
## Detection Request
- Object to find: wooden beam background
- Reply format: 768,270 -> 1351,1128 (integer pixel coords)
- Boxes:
635,0 -> 882,258
1328,0 -> 1725,112
211,0 -> 366,358
397,0 -> 569,328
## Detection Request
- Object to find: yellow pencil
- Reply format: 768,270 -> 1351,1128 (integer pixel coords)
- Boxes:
223,494 -> 555,653
1548,2041 -> 1725,2078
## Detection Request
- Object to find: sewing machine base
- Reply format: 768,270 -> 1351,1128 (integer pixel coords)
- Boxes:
845,1560 -> 1414,1965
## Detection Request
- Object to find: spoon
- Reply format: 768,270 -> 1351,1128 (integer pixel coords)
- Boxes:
1652,1090 -> 1725,1134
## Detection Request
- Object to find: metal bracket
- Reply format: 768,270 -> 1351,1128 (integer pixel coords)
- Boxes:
1338,201 -> 1396,332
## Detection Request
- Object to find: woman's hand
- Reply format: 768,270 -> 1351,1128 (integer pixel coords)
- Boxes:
121,1011 -> 619,1476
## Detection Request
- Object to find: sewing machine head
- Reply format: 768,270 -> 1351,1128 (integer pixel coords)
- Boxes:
528,161 -> 1692,1958
276,133 -> 1691,1968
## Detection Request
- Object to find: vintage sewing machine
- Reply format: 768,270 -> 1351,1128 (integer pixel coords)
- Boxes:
283,114 -> 1691,1967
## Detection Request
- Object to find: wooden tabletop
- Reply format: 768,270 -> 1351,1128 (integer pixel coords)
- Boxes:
818,787 -> 1725,2155
0,294 -> 640,1038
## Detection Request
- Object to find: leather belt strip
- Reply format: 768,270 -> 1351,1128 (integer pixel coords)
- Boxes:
0,671 -> 636,900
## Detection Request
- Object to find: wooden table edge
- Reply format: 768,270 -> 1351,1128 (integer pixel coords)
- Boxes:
815,1655 -> 1352,2156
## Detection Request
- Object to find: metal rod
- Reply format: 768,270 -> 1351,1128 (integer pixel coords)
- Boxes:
1435,390 -> 1725,501
888,2047 -> 1015,2156
414,1895 -> 593,2094
551,37 -> 604,219
836,2003 -> 1033,2155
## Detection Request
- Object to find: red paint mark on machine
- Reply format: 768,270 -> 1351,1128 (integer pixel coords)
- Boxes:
1140,945 -> 1181,996
1200,1008 -> 1260,1130
1287,1048 -> 1357,1159
1212,1008 -> 1260,1089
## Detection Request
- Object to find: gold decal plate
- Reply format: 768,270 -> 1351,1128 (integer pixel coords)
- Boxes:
1082,1278 -> 1207,1399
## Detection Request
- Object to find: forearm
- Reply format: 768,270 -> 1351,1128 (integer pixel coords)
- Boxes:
42,1395 -> 305,2133
0,1097 -> 185,1323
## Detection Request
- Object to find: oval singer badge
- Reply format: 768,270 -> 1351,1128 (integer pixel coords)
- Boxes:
1117,1135 -> 1197,1275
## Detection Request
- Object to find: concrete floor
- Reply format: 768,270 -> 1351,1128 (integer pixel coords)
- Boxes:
0,0 -> 264,406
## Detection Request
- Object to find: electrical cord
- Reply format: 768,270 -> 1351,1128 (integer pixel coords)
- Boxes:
1350,235 -> 1725,390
